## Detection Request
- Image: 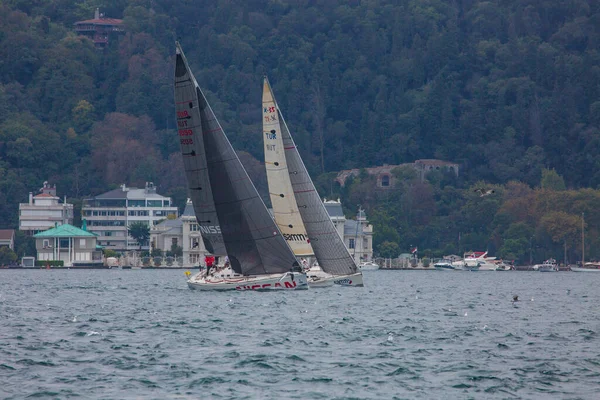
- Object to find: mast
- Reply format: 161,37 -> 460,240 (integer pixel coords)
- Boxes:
582,212 -> 585,267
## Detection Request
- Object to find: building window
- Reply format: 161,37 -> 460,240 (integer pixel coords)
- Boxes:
189,254 -> 200,265
190,224 -> 199,232
128,200 -> 145,207
381,175 -> 390,187
349,238 -> 355,249
43,239 -> 50,248
172,238 -> 178,247
147,200 -> 162,207
191,238 -> 200,249
59,238 -> 69,248
80,239 -> 86,247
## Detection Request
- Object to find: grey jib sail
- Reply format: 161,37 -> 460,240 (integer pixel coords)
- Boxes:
174,43 -> 299,276
277,107 -> 359,276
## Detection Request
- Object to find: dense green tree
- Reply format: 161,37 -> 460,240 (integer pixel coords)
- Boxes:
127,221 -> 150,250
0,246 -> 18,265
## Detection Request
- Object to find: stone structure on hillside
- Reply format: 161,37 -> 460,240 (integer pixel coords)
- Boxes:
335,159 -> 459,189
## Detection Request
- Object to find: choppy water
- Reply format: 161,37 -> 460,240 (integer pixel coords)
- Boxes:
1,270 -> 599,399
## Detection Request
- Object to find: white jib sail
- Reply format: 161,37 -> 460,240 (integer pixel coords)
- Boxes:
263,78 -> 314,257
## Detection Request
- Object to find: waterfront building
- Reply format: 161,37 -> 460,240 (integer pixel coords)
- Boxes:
82,182 -> 178,252
33,224 -> 102,267
0,229 -> 15,250
323,199 -> 374,264
150,199 -> 208,267
19,182 -> 74,235
74,8 -> 125,48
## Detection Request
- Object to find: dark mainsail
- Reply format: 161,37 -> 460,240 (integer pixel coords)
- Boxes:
273,83 -> 359,276
174,43 -> 299,276
174,44 -> 226,257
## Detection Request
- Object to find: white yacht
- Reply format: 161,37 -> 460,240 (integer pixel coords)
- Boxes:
359,261 -> 380,270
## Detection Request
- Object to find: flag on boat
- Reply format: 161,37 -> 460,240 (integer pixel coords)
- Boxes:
411,247 -> 418,254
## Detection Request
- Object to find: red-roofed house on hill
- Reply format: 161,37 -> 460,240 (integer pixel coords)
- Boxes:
74,8 -> 125,48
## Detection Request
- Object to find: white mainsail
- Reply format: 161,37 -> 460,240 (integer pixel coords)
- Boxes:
262,77 -> 361,279
262,78 -> 313,257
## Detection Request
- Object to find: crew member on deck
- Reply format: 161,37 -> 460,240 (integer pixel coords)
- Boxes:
205,255 -> 215,276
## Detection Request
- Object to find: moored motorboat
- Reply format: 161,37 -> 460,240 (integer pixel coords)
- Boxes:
434,259 -> 456,271
538,258 -> 558,272
359,261 -> 380,271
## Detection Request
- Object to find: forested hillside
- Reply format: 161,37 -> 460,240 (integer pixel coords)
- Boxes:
1,0 -> 600,262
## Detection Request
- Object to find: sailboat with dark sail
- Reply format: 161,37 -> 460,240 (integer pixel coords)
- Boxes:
262,77 -> 363,287
174,43 -> 307,290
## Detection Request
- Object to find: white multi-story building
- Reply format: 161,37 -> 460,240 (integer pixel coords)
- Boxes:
82,182 -> 178,251
324,199 -> 374,264
19,182 -> 74,235
150,199 -> 208,266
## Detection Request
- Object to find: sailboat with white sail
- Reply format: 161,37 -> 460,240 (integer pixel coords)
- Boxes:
174,43 -> 307,291
571,212 -> 600,272
262,77 -> 363,287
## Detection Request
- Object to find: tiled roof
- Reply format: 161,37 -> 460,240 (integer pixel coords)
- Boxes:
34,193 -> 56,198
324,201 -> 344,217
74,18 -> 123,25
34,224 -> 97,238
92,187 -> 167,200
0,229 -> 15,240
182,202 -> 195,217
94,188 -> 128,199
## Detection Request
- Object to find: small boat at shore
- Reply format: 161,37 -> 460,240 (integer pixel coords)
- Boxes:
359,261 -> 380,271
571,262 -> 600,272
537,258 -> 558,272
434,259 -> 456,271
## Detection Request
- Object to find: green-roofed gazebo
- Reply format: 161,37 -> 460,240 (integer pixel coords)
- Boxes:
33,224 -> 102,267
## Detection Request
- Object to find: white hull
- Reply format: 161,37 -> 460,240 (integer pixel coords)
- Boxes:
187,271 -> 308,291
333,272 -> 364,287
307,276 -> 335,287
538,266 -> 558,272
359,262 -> 380,271
455,264 -> 480,271
571,267 -> 600,272
306,266 -> 364,287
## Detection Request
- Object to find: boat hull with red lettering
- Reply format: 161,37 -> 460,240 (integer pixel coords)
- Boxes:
187,270 -> 308,291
